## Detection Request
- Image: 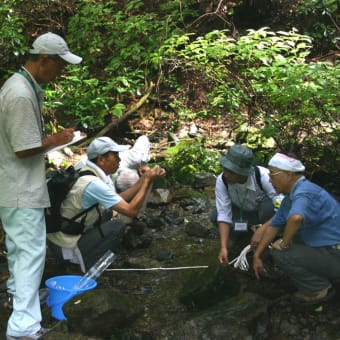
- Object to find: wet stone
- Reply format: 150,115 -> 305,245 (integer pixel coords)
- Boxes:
64,288 -> 143,338
179,264 -> 241,310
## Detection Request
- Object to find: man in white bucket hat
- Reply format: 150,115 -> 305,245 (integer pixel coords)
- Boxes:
0,32 -> 81,339
253,153 -> 340,306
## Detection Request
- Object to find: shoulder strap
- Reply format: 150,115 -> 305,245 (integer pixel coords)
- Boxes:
254,166 -> 263,191
61,169 -> 101,234
69,169 -> 98,220
222,166 -> 263,191
222,174 -> 228,190
64,203 -> 99,222
79,169 -> 96,177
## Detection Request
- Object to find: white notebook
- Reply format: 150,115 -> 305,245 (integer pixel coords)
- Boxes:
46,131 -> 87,154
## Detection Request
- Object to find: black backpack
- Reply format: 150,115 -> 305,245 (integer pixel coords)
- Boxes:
45,166 -> 100,235
222,165 -> 263,191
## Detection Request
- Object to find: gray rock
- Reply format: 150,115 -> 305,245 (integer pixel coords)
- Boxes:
174,292 -> 269,339
179,264 -> 241,310
184,219 -> 213,238
64,288 -> 143,338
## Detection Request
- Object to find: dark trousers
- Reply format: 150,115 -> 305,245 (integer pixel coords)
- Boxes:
48,219 -> 126,271
78,219 -> 126,269
272,243 -> 340,294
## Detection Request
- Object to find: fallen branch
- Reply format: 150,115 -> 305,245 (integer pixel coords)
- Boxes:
78,81 -> 155,147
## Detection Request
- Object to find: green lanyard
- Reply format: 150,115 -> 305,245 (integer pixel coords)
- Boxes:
17,68 -> 45,135
236,190 -> 248,221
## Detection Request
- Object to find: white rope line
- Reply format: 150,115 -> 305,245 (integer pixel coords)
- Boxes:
228,244 -> 252,271
104,245 -> 253,273
105,265 -> 209,272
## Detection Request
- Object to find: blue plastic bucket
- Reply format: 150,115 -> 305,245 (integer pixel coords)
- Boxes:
45,275 -> 97,320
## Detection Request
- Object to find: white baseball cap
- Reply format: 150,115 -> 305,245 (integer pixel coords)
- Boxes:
29,32 -> 82,64
87,137 -> 130,160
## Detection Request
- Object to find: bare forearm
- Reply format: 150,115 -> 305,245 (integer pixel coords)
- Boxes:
119,177 -> 144,201
219,222 -> 231,249
15,129 -> 74,158
282,214 -> 303,245
123,178 -> 153,217
119,165 -> 165,202
271,214 -> 303,251
254,226 -> 280,258
115,166 -> 165,217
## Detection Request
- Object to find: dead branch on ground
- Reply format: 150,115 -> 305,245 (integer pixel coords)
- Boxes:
78,81 -> 155,147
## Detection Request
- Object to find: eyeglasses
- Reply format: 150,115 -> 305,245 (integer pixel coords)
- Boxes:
269,171 -> 283,178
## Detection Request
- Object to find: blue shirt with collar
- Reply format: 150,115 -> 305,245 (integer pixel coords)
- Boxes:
271,177 -> 340,247
82,179 -> 122,209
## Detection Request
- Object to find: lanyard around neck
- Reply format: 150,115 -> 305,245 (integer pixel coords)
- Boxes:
17,67 -> 45,135
236,189 -> 248,220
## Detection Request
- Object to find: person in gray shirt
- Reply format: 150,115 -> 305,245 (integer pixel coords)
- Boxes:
0,32 -> 81,339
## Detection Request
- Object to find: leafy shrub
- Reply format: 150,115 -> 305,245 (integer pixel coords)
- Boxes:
155,27 -> 339,174
296,0 -> 339,52
163,139 -> 221,184
48,0 -> 198,128
0,1 -> 26,78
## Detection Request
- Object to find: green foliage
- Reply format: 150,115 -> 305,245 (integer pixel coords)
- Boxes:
296,0 -> 339,50
58,0 -> 200,128
0,0 -> 338,189
156,27 -> 339,172
297,0 -> 338,17
44,65 -> 130,128
47,0 -> 204,129
0,0 -> 26,76
163,139 -> 221,184
248,55 -> 339,162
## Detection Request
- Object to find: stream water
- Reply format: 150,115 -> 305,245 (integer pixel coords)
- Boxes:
1,182 -> 340,339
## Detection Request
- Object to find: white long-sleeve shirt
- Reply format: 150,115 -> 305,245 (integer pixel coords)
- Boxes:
215,166 -> 277,224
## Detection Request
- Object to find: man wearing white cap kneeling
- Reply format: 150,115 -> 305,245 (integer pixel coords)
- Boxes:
47,136 -> 166,272
253,153 -> 340,306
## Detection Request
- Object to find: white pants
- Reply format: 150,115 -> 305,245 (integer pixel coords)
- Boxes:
0,207 -> 46,337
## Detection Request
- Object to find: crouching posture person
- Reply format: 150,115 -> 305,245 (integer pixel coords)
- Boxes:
253,153 -> 340,306
112,135 -> 152,223
211,144 -> 278,264
113,135 -> 151,192
47,136 -> 165,271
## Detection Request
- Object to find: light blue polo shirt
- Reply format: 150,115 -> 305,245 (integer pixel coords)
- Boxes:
81,179 -> 122,209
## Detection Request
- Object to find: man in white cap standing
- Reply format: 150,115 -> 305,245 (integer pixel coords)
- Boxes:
47,136 -> 166,272
0,32 -> 82,339
253,153 -> 340,306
